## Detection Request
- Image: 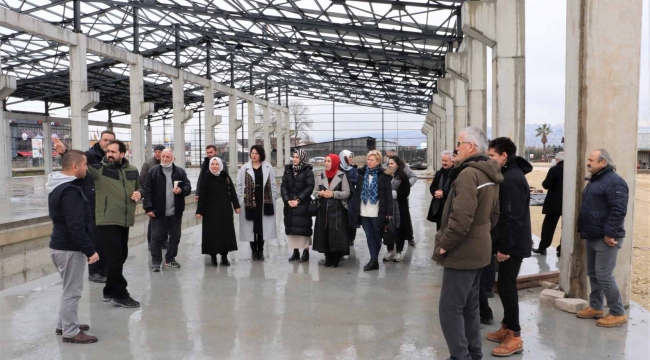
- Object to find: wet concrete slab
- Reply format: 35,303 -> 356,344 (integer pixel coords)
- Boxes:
1,180 -> 648,359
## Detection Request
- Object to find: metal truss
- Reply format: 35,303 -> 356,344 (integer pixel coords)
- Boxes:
0,0 -> 464,120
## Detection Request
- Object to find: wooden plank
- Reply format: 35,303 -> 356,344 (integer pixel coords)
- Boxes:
494,270 -> 560,291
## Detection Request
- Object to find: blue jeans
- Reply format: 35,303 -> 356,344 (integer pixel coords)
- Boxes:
361,217 -> 381,259
586,239 -> 625,316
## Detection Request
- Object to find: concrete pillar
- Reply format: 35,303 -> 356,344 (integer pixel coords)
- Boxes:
172,76 -> 185,167
283,111 -> 291,164
204,83 -> 215,149
467,37 -> 487,130
422,122 -> 434,173
205,115 -> 221,149
439,77 -> 466,142
0,75 -> 17,193
42,120 -> 52,174
274,109 -> 284,165
69,33 -> 99,151
129,57 -> 154,168
560,0 -> 643,306
445,98 -> 455,151
145,122 -> 152,160
228,95 -> 241,172
263,105 -> 271,161
248,100 -> 256,148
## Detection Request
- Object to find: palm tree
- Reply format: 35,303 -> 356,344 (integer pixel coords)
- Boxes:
535,124 -> 553,161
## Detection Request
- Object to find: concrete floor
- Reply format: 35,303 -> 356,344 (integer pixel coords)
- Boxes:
1,180 -> 649,360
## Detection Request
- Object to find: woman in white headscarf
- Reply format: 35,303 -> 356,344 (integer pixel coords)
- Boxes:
196,157 -> 241,266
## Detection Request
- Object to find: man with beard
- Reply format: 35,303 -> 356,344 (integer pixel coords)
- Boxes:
142,149 -> 191,271
55,137 -> 142,308
195,145 -> 228,202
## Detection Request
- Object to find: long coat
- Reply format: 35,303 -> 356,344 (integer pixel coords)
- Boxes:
392,175 -> 413,241
312,171 -> 351,254
542,160 -> 564,215
427,167 -> 451,223
236,161 -> 278,242
281,164 -> 315,237
196,172 -> 240,254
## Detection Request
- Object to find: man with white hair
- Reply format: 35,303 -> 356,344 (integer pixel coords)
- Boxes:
533,151 -> 565,256
575,149 -> 629,328
142,149 -> 192,271
427,150 -> 453,231
432,127 -> 503,360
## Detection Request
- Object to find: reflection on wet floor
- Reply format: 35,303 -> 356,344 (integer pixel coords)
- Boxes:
0,180 -> 648,359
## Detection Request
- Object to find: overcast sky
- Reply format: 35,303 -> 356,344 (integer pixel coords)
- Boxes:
6,0 -> 650,147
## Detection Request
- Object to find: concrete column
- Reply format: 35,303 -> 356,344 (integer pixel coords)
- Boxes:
42,120 -> 52,174
439,77 -> 466,142
467,37 -> 487,130
228,95 -> 241,173
283,111 -> 291,164
69,33 -> 99,151
263,105 -> 271,161
204,84 -> 215,148
560,0 -> 643,306
172,76 -> 185,167
247,100 -> 256,148
145,122 -> 152,160
129,57 -> 154,168
422,122 -> 434,173
446,98 -> 455,150
0,75 -> 17,193
205,115 -> 221,149
275,109 -> 283,165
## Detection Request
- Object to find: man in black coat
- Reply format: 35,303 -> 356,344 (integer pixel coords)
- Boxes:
195,144 -> 228,202
84,130 -> 115,283
533,152 -> 564,256
485,137 -> 532,357
142,149 -> 192,271
575,149 -> 628,328
427,150 -> 454,231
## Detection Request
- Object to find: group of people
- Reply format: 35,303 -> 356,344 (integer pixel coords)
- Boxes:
46,124 -> 630,351
428,127 -> 630,360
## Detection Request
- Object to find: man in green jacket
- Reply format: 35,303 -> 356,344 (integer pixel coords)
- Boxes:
54,137 -> 142,309
432,127 -> 503,360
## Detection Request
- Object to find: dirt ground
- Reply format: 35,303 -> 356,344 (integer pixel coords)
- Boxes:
526,166 -> 650,310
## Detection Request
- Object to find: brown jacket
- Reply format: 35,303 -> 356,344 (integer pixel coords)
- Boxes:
433,153 -> 503,270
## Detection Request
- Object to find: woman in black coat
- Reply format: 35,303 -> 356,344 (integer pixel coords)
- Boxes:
196,157 -> 241,266
384,155 -> 412,262
281,150 -> 315,262
312,154 -> 351,268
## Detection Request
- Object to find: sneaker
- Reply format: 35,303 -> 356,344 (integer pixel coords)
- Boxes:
88,274 -> 107,283
491,330 -> 524,357
111,297 -> 141,308
393,252 -> 403,262
164,261 -> 181,268
383,251 -> 395,261
102,295 -> 112,303
56,324 -> 90,335
596,314 -> 628,328
577,307 -> 605,319
62,331 -> 98,344
486,323 -> 509,343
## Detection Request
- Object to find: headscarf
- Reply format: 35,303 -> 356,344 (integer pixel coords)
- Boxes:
209,157 -> 223,176
292,149 -> 308,176
339,150 -> 354,171
325,154 -> 341,179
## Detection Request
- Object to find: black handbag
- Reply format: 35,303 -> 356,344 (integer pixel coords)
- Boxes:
382,220 -> 399,247
308,198 -> 320,217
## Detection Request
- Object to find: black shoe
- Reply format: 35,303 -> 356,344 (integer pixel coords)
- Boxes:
88,273 -> 107,283
152,265 -> 160,272
221,255 -> 230,267
557,250 -> 561,257
258,249 -> 265,261
363,258 -> 379,271
486,290 -> 495,298
165,261 -> 181,268
332,256 -> 341,268
481,317 -> 495,325
299,250 -> 310,263
408,240 -> 416,247
289,249 -> 300,262
532,248 -> 547,256
102,295 -> 112,303
210,255 -> 218,266
324,256 -> 333,268
111,296 -> 140,308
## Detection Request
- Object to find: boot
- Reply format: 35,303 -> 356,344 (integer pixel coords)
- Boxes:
331,256 -> 341,268
299,249 -> 310,263
363,258 -> 379,271
486,323 -> 509,343
258,241 -> 265,261
324,255 -> 333,268
210,254 -> 218,266
577,307 -> 605,319
251,242 -> 259,261
221,254 -> 230,267
596,314 -> 628,328
289,249 -> 300,262
491,330 -> 524,357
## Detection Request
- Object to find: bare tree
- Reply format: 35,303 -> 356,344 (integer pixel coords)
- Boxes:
289,102 -> 313,146
254,108 -> 278,148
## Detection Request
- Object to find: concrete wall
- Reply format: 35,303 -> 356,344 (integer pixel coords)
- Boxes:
0,196 -> 200,291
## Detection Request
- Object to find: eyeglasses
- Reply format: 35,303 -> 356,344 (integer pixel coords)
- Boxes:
456,141 -> 475,148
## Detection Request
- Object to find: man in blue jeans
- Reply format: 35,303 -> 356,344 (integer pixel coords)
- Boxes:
576,149 -> 628,328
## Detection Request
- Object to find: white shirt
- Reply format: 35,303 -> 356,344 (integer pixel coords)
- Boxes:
360,174 -> 380,217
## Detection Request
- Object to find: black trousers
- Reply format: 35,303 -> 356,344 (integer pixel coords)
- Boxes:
97,225 -> 130,300
87,219 -> 106,277
539,214 -> 561,251
497,256 -> 523,332
479,255 -> 496,320
250,233 -> 264,251
386,238 -> 405,252
150,216 -> 182,265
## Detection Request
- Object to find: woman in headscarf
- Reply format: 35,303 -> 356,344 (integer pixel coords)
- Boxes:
281,149 -> 315,262
196,157 -> 241,266
384,155 -> 412,262
312,154 -> 351,268
351,150 -> 393,271
236,145 -> 277,261
338,150 -> 359,245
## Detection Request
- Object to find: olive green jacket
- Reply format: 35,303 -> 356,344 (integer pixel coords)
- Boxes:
87,158 -> 140,227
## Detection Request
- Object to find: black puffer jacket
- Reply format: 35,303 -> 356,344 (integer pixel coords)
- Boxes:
281,164 -> 315,236
577,166 -> 629,240
85,142 -> 105,165
142,164 -> 192,219
352,165 -> 393,223
542,161 -> 564,215
80,143 -> 105,214
491,156 -> 533,258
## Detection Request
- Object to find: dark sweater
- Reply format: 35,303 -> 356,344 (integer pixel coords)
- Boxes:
48,179 -> 96,257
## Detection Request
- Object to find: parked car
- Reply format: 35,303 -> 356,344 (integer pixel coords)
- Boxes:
309,157 -> 325,165
409,161 -> 427,170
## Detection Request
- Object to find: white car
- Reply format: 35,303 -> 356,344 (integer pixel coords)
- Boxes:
309,157 -> 325,164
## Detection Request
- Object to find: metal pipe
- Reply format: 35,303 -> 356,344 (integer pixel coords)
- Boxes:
73,0 -> 81,33
174,24 -> 181,68
133,5 -> 140,54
